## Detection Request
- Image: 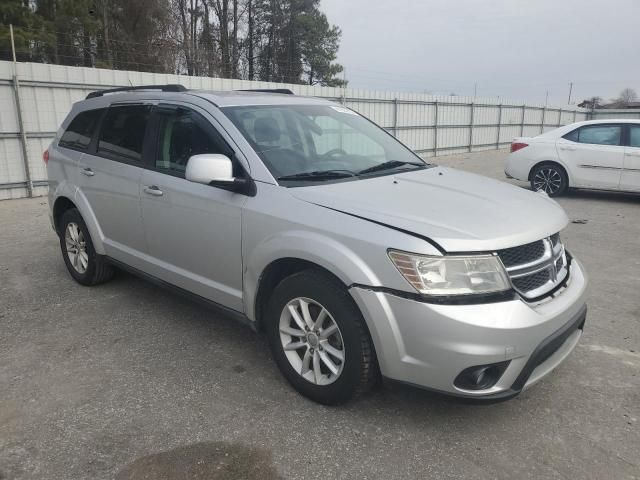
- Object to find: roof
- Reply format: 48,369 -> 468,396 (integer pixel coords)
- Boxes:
190,90 -> 335,107
601,101 -> 640,109
535,118 -> 640,138
81,85 -> 336,108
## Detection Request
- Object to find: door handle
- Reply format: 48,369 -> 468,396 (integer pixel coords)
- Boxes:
625,152 -> 640,157
144,185 -> 164,196
559,146 -> 576,151
81,167 -> 95,176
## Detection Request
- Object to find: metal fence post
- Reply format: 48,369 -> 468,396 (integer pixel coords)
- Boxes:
520,105 -> 526,137
9,24 -> 33,198
496,104 -> 502,149
468,102 -> 475,152
540,106 -> 546,134
392,98 -> 398,137
558,108 -> 562,127
573,110 -> 577,123
433,101 -> 438,157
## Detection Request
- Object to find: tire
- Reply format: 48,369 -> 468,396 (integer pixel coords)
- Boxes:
530,163 -> 568,197
265,270 -> 378,405
58,208 -> 114,286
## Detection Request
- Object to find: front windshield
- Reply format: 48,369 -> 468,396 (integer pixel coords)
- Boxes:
222,104 -> 429,184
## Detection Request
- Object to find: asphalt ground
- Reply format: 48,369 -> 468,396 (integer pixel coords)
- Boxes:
1,149 -> 638,479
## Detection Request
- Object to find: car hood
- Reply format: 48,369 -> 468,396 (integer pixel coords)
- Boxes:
289,166 -> 569,252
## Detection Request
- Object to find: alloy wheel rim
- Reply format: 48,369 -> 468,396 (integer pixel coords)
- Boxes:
65,222 -> 88,274
279,297 -> 345,385
533,168 -> 562,194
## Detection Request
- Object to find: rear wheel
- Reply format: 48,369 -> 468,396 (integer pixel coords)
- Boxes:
265,270 -> 378,405
59,208 -> 114,286
530,163 -> 568,197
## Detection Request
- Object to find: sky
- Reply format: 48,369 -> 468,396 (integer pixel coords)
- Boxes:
320,0 -> 639,106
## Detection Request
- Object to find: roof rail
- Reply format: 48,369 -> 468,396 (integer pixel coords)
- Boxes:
86,84 -> 187,99
237,88 -> 294,95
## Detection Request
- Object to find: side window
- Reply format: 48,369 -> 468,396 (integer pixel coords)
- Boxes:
629,126 -> 640,148
154,106 -> 231,176
59,109 -> 104,151
576,125 -> 621,146
562,128 -> 579,142
97,105 -> 151,162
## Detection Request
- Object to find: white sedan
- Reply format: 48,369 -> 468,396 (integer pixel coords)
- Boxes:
505,119 -> 640,196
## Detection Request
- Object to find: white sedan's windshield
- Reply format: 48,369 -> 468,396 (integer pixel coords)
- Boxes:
223,104 -> 428,183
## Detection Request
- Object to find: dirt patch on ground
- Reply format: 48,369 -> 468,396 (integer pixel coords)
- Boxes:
116,442 -> 281,480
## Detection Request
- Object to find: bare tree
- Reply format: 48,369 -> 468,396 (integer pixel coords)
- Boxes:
617,88 -> 638,105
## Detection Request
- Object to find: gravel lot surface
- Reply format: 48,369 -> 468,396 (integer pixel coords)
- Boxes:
1,149 -> 639,479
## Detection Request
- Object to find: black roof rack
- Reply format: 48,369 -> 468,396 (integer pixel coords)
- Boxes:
237,88 -> 294,95
86,84 -> 187,99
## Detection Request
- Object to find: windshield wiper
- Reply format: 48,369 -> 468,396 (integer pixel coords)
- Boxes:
358,160 -> 425,175
277,169 -> 357,181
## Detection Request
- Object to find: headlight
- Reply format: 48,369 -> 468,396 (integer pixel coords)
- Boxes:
388,250 -> 511,296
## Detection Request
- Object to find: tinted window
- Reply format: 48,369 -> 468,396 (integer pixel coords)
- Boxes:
577,125 -> 621,146
59,109 -> 104,150
97,105 -> 151,162
630,126 -> 640,148
154,106 -> 231,176
563,128 -> 579,142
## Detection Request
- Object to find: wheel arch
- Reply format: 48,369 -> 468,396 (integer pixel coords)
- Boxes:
528,160 -> 571,187
245,232 -> 383,329
52,196 -> 77,235
252,258 -> 347,331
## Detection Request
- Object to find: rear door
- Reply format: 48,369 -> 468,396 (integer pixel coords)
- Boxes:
556,124 -> 624,189
139,103 -> 247,311
77,104 -> 152,268
621,124 -> 640,191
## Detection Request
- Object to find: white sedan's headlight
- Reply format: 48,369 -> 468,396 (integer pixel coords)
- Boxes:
388,250 -> 511,296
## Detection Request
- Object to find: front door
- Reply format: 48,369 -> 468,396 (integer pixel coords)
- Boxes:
621,124 -> 640,191
139,104 -> 246,311
557,123 -> 624,189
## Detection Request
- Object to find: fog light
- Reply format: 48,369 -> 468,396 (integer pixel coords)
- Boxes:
454,361 -> 510,391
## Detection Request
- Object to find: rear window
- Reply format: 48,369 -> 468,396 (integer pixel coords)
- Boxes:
59,109 -> 104,151
97,105 -> 151,162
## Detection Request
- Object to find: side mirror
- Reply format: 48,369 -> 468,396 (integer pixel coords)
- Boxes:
185,154 -> 233,185
185,154 -> 255,196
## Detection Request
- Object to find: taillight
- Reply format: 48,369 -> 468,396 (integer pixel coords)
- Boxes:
43,149 -> 49,165
510,142 -> 528,153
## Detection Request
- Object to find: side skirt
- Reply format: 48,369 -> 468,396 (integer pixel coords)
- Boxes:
107,257 -> 257,332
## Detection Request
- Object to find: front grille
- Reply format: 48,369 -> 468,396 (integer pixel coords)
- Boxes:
497,233 -> 569,300
513,269 -> 550,292
498,240 -> 546,267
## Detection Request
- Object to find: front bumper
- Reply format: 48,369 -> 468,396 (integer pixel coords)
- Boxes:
349,258 -> 588,399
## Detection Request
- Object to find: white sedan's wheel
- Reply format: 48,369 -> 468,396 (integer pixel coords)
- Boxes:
530,163 -> 568,197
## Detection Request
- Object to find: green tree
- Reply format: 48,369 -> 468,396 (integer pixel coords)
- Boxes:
299,6 -> 344,86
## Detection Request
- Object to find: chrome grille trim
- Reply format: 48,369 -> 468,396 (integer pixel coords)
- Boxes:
497,234 -> 568,299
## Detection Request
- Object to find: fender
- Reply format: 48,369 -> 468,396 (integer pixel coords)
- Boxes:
243,230 -> 384,322
49,180 -> 76,231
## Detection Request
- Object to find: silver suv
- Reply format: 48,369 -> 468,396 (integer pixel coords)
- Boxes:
46,85 -> 588,404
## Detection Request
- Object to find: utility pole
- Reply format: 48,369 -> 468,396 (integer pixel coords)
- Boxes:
473,82 -> 477,99
9,25 -> 34,198
545,90 -> 549,105
567,82 -> 573,105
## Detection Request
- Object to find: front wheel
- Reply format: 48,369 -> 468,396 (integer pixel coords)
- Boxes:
265,270 -> 378,405
530,163 -> 568,197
